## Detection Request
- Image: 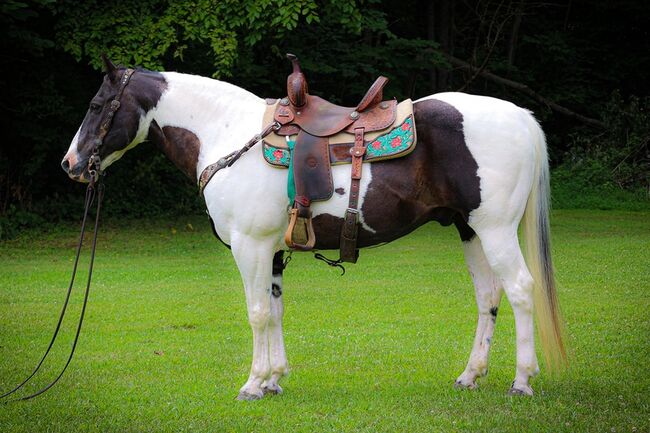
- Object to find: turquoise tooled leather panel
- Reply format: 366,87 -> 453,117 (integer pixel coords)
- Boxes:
263,115 -> 416,168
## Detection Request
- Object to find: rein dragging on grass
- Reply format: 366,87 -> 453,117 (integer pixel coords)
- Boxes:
0,176 -> 104,403
0,68 -> 134,402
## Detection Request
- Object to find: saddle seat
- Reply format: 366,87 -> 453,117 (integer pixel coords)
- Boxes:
275,55 -> 396,138
271,54 -> 413,263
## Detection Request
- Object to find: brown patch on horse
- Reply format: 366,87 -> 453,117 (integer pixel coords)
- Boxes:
311,214 -> 373,248
147,121 -> 200,182
311,98 -> 480,249
134,71 -> 168,113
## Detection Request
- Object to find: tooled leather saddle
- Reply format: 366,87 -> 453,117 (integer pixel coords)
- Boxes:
269,54 -> 416,263
198,54 -> 416,264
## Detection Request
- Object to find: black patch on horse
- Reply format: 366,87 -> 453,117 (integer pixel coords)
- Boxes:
310,98 -> 481,249
71,69 -> 168,178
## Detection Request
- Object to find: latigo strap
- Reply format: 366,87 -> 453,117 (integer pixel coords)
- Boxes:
339,127 -> 366,263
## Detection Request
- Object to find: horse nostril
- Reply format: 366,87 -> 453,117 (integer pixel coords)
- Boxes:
61,158 -> 70,172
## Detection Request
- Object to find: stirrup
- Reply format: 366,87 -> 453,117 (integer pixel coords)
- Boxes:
285,207 -> 316,251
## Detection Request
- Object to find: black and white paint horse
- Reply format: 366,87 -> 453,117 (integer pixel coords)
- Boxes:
62,58 -> 565,400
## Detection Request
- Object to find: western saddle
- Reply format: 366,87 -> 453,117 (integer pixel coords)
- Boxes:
274,54 -> 399,263
198,54 -> 415,264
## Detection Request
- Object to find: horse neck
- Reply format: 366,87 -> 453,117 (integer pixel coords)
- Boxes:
144,72 -> 266,180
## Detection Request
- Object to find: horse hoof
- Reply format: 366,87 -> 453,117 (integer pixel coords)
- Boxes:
236,390 -> 263,401
262,384 -> 283,395
507,386 -> 533,396
454,379 -> 478,390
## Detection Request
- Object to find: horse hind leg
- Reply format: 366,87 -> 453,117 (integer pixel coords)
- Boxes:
476,227 -> 540,396
455,235 -> 503,389
261,251 -> 289,395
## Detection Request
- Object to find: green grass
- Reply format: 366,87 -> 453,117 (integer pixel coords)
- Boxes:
1,210 -> 649,432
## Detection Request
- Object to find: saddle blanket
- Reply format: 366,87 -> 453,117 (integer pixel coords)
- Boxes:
262,99 -> 416,168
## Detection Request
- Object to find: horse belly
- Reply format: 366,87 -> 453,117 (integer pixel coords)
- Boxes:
310,157 -> 439,250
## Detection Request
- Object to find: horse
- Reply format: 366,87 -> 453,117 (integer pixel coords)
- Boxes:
61,56 -> 566,400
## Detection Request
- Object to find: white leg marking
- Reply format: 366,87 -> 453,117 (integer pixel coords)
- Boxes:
477,228 -> 539,395
231,236 -> 275,400
261,272 -> 288,395
455,236 -> 503,389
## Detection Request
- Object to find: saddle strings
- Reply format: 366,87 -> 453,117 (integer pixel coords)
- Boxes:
0,177 -> 104,403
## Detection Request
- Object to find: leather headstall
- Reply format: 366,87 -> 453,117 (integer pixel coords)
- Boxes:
88,68 -> 135,182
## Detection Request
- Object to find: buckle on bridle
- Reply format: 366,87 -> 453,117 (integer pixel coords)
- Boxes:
88,148 -> 102,182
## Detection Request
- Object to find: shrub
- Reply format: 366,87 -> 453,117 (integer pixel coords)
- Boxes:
551,92 -> 649,210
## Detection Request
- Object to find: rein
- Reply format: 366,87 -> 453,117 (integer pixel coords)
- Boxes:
0,68 -> 134,402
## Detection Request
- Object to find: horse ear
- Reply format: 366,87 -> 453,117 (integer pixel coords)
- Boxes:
101,53 -> 118,81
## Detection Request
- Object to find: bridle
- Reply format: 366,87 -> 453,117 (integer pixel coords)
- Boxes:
0,68 -> 134,403
89,67 -> 135,182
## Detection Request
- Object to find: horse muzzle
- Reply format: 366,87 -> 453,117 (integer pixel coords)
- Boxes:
61,155 -> 91,183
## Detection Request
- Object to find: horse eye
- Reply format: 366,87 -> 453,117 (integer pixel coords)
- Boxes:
89,102 -> 102,112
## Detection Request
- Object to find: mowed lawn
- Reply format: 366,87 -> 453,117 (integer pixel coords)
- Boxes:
0,210 -> 648,433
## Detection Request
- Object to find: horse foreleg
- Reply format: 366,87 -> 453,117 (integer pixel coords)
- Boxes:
261,251 -> 289,395
455,236 -> 503,389
231,237 -> 275,400
477,228 -> 539,396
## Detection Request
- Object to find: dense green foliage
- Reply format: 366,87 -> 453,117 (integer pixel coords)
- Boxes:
1,211 -> 649,431
552,92 -> 650,210
0,0 -> 648,238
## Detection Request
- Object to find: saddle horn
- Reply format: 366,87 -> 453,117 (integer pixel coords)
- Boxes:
286,53 -> 308,108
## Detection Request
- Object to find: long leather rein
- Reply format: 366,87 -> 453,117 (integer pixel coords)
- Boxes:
0,68 -> 134,402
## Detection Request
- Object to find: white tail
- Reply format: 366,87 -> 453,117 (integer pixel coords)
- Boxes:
522,120 -> 567,370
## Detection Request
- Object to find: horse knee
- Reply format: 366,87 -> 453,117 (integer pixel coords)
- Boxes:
248,304 -> 271,328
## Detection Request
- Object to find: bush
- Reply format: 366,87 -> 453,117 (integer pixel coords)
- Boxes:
0,206 -> 46,240
0,144 -> 204,241
551,92 -> 650,210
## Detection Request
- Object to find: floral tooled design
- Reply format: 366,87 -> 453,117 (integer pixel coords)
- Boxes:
263,116 -> 415,167
263,143 -> 291,166
366,116 -> 414,159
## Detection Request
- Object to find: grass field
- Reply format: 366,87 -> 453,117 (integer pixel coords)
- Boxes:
0,210 -> 648,432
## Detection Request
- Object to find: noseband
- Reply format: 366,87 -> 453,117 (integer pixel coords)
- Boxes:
0,68 -> 134,402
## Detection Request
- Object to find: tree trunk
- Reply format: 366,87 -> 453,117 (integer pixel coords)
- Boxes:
507,0 -> 525,70
437,0 -> 451,90
427,1 -> 437,93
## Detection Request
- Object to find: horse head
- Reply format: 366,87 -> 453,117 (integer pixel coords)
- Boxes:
62,55 -> 166,182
